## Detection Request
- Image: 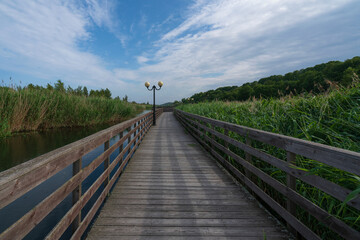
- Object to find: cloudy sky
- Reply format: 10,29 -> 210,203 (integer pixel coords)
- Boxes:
0,0 -> 359,103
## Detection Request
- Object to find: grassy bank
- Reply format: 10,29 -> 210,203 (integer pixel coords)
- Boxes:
177,82 -> 360,239
0,86 -> 145,137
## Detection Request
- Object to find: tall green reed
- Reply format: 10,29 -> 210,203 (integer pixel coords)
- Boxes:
177,83 -> 360,239
0,87 -> 144,137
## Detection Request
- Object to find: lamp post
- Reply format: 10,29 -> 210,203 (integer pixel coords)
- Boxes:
145,81 -> 163,126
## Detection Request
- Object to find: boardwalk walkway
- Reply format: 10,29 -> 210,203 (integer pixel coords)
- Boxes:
87,112 -> 289,239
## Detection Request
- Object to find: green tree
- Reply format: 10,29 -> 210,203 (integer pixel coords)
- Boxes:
46,83 -> 53,91
89,89 -> 96,97
123,95 -> 128,102
54,80 -> 65,93
83,87 -> 88,97
104,88 -> 111,99
341,67 -> 356,86
67,86 -> 74,94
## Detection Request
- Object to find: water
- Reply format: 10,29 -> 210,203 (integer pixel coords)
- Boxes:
0,110 -> 150,239
0,124 -> 113,171
0,108 -> 150,172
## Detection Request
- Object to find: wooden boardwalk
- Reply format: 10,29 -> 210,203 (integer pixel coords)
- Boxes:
87,112 -> 289,239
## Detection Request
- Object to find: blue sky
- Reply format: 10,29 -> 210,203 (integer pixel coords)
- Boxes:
0,0 -> 359,104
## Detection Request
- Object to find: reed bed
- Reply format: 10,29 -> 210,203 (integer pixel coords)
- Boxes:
177,82 -> 360,239
0,87 -> 144,137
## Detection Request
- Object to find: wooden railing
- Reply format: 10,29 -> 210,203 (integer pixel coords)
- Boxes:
160,106 -> 174,112
0,109 -> 163,239
175,109 -> 360,240
155,107 -> 164,117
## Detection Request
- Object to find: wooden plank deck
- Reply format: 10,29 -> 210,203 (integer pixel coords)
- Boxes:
86,112 -> 290,239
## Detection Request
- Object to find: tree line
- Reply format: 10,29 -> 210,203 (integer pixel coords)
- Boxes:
183,56 -> 360,103
25,80 -> 113,99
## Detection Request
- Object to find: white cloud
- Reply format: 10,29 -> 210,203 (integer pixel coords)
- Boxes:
0,0 -> 127,90
148,14 -> 174,34
139,13 -> 147,28
136,56 -> 149,64
132,0 -> 358,103
0,0 -> 358,104
114,68 -> 139,80
86,0 -> 112,28
84,0 -> 128,46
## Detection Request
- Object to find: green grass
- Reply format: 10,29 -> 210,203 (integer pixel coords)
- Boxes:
0,86 -> 145,137
177,82 -> 360,239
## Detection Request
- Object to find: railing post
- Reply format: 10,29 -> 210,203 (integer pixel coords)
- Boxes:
145,116 -> 148,131
138,119 -> 143,140
72,158 -> 82,233
287,151 -> 297,237
211,125 -> 216,147
127,127 -> 132,155
139,119 -> 142,138
208,125 -> 213,148
224,129 -> 229,149
104,140 -> 110,187
245,137 -> 252,179
138,120 -> 141,140
223,129 -> 231,162
119,131 -> 123,161
133,122 -> 137,147
133,122 -> 137,138
199,120 -> 204,138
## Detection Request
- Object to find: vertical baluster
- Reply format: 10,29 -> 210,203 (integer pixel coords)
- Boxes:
133,122 -> 137,138
104,140 -> 110,187
141,119 -> 143,138
119,131 -> 124,162
211,125 -> 216,148
245,137 -> 252,179
133,122 -> 137,148
198,120 -> 203,139
208,124 -> 212,148
202,121 -> 206,139
287,151 -> 297,237
145,116 -> 148,132
224,129 -> 229,149
139,119 -> 142,139
223,128 -> 230,162
72,158 -> 82,233
137,120 -> 140,141
127,126 -> 132,155
147,115 -> 150,132
200,121 -> 207,148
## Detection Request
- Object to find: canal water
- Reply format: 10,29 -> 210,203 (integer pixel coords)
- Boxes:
0,110 -> 150,239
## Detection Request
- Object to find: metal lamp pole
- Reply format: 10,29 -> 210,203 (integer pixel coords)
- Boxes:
145,81 -> 163,126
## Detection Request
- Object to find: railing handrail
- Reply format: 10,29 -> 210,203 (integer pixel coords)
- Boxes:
160,106 -> 174,112
0,112 -> 148,207
175,109 -> 360,240
0,108 -> 163,239
176,110 -> 360,175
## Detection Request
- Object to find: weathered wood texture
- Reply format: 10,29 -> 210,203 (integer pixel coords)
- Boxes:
175,109 -> 360,240
87,112 -> 289,239
0,109 -> 163,240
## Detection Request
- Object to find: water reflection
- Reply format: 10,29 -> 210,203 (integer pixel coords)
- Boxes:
0,110 -> 150,239
0,125 -> 112,171
0,110 -> 150,172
